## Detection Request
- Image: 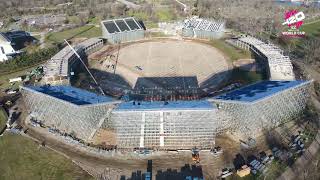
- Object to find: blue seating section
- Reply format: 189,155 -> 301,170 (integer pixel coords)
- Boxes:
214,80 -> 306,102
28,85 -> 113,105
116,100 -> 215,111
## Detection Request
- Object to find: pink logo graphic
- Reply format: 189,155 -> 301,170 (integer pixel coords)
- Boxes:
283,10 -> 305,29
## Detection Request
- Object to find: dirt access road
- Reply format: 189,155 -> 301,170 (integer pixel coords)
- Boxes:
23,125 -> 232,179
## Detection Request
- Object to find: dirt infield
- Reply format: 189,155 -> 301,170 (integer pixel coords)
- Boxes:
93,39 -> 231,88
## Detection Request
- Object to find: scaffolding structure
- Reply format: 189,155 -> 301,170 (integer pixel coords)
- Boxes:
109,108 -> 231,150
43,38 -> 103,85
211,80 -> 312,138
234,36 -> 295,80
21,86 -> 118,141
182,16 -> 225,39
20,33 -> 313,150
21,80 -> 312,149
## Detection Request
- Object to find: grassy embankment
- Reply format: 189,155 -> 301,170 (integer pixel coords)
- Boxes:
0,107 -> 92,180
45,25 -> 101,44
210,39 -> 264,84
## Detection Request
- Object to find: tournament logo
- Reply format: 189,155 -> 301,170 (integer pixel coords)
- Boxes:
281,10 -> 305,37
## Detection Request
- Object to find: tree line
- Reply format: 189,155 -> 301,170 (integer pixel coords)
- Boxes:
0,46 -> 59,74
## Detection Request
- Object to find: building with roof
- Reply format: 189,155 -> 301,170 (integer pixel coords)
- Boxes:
182,17 -> 225,39
21,85 -> 118,141
0,30 -> 36,62
211,80 -> 312,137
101,17 -> 145,44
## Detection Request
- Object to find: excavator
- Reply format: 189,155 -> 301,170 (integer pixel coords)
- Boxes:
191,147 -> 200,164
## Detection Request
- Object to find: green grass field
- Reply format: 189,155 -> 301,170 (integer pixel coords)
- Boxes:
262,161 -> 288,180
155,9 -> 176,22
0,107 -> 7,128
0,133 -> 93,180
231,68 -> 265,84
0,81 -> 93,180
301,20 -> 320,37
46,25 -> 101,44
0,66 -> 37,91
209,40 -> 252,61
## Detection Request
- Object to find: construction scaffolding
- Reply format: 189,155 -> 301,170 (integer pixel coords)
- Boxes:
109,108 -> 231,150
20,33 -> 313,150
21,86 -> 118,141
233,36 -> 295,80
43,38 -> 103,85
211,80 -> 312,138
182,17 -> 225,39
21,80 -> 311,149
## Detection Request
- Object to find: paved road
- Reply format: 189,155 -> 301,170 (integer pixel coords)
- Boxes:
174,0 -> 188,13
117,0 -> 140,9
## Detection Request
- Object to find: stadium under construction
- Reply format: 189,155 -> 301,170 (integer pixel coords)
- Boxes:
20,17 -> 313,150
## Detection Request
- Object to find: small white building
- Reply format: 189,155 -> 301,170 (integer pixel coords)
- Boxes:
0,31 -> 35,62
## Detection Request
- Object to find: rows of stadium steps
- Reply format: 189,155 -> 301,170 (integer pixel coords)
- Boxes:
182,17 -> 225,39
43,38 -> 103,85
211,81 -> 311,138
232,36 -> 295,81
109,109 -> 230,150
184,17 -> 224,32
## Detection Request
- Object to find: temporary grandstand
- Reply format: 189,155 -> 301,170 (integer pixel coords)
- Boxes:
110,101 -> 230,149
43,38 -> 103,85
101,17 -> 145,44
234,36 -> 295,80
21,31 -> 313,150
21,85 -> 118,141
182,16 -> 225,39
211,80 -> 312,137
21,80 -> 312,149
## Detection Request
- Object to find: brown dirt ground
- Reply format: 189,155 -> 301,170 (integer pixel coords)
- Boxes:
91,128 -> 117,145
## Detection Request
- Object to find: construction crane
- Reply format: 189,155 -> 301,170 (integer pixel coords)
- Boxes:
64,39 -> 105,95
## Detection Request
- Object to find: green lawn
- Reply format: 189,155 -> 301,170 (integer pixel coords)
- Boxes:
209,40 -> 252,61
301,20 -> 320,37
0,133 -> 93,180
0,66 -> 36,91
261,161 -> 288,180
46,25 -> 101,44
155,9 -> 176,22
231,68 -> 265,84
0,107 -> 7,128
127,10 -> 149,22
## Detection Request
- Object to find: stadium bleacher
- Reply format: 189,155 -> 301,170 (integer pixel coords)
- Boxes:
237,36 -> 295,80
115,100 -> 215,111
26,85 -> 114,105
184,17 -> 224,32
214,80 -> 307,102
43,38 -> 103,85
